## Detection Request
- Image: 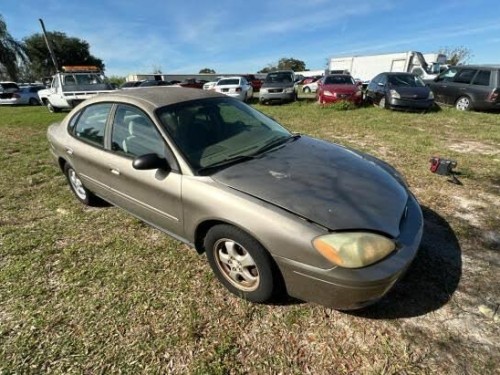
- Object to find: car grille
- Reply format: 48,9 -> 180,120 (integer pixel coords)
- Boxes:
268,89 -> 283,93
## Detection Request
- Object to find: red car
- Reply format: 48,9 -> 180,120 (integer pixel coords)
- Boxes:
316,74 -> 363,105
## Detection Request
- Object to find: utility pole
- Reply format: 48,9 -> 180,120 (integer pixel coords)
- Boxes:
39,19 -> 59,72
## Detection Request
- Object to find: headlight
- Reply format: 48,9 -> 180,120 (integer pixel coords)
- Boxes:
428,91 -> 434,100
390,89 -> 401,99
312,232 -> 396,268
284,87 -> 295,93
323,90 -> 335,97
260,88 -> 268,94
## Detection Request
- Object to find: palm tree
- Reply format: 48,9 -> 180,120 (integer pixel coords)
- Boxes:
0,15 -> 27,81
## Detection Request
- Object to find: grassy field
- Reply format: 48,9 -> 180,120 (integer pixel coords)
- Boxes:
1,102 -> 499,374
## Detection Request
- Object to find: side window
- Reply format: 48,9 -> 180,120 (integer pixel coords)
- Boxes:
73,103 -> 112,147
472,70 -> 491,86
453,69 -> 477,84
437,68 -> 458,82
111,105 -> 165,158
379,75 -> 388,85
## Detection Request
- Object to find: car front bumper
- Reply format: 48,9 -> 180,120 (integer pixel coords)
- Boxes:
388,97 -> 434,110
259,90 -> 296,103
274,194 -> 423,310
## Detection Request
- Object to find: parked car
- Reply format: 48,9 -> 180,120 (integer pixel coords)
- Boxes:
0,84 -> 45,106
203,77 -> 223,90
0,82 -> 21,105
302,76 -> 322,85
242,74 -> 263,92
213,76 -> 253,101
316,74 -> 363,105
302,79 -> 321,93
365,72 -> 434,111
138,80 -> 171,87
259,70 -> 297,104
176,79 -> 207,89
426,65 -> 500,111
47,87 -> 423,310
119,81 -> 143,89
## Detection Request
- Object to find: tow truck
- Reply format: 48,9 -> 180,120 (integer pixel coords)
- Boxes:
38,65 -> 116,112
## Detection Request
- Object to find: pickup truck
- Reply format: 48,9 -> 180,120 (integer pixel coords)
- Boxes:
38,66 -> 115,112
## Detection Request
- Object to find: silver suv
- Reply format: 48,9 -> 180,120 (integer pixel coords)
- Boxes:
259,70 -> 296,104
427,65 -> 500,111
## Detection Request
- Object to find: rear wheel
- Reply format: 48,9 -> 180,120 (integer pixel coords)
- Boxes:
64,163 -> 99,206
303,87 -> 311,93
29,98 -> 40,106
455,96 -> 472,111
204,225 -> 276,303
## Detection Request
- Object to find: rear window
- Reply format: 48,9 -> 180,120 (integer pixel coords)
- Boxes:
472,70 -> 491,86
454,69 -> 477,84
218,79 -> 240,86
0,82 -> 20,92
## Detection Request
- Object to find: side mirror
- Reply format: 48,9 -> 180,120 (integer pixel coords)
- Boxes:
132,153 -> 171,172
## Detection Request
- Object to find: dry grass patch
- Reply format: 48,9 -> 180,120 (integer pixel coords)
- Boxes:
1,105 -> 499,374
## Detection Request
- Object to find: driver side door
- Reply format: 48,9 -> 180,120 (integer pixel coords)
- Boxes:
104,104 -> 184,237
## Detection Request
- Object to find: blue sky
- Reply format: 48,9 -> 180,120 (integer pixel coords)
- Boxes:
2,0 -> 500,77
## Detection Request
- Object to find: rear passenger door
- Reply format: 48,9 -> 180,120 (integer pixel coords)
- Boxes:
468,70 -> 492,105
446,68 -> 478,104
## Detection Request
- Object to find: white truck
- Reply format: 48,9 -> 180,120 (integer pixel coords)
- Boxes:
38,65 -> 115,112
328,51 -> 447,84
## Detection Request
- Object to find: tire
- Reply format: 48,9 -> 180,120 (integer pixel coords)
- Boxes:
47,102 -> 61,113
379,96 -> 387,109
455,96 -> 472,111
204,224 -> 276,303
64,163 -> 99,206
29,98 -> 40,106
303,87 -> 311,93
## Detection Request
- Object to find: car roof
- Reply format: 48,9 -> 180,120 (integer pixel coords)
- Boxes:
453,64 -> 500,70
83,87 -> 227,109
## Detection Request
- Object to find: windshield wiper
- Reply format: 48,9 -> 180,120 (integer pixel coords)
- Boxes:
197,155 -> 255,174
254,133 -> 301,155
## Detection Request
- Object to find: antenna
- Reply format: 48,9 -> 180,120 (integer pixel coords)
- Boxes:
39,19 -> 60,72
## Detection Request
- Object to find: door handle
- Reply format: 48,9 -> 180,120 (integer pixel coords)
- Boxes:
110,168 -> 120,176
65,147 -> 73,155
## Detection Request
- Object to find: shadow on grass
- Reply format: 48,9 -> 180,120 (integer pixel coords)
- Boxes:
351,205 -> 462,319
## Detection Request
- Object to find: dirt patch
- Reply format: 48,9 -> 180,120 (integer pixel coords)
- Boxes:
448,140 -> 500,156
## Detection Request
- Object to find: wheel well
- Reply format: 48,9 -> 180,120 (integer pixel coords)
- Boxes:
194,220 -> 227,254
57,157 -> 67,173
42,98 -> 49,105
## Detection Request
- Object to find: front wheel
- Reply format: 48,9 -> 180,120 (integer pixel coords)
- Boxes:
204,225 -> 276,303
47,102 -> 61,113
455,96 -> 472,111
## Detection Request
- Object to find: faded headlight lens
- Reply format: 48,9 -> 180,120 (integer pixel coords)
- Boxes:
428,91 -> 434,100
312,232 -> 396,268
390,89 -> 401,99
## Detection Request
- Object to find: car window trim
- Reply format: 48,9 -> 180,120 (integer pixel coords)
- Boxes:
69,102 -> 113,149
107,103 -> 181,172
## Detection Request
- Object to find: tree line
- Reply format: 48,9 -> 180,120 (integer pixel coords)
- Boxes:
0,15 -> 103,82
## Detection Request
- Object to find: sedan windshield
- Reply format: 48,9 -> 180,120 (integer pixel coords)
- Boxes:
156,97 -> 291,173
388,75 -> 425,87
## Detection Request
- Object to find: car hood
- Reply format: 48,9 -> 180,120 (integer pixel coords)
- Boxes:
322,84 -> 359,93
212,136 -> 408,238
390,86 -> 430,99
